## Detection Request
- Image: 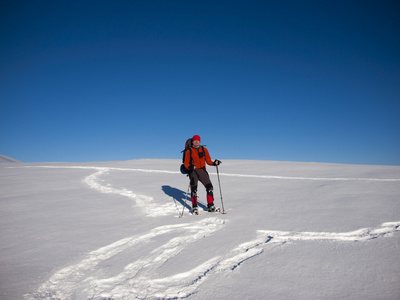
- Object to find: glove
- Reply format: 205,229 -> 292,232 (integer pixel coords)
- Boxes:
213,160 -> 221,166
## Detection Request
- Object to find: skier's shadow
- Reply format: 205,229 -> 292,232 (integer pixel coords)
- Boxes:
162,185 -> 207,211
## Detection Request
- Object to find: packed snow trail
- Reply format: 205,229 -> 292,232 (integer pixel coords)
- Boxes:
218,172 -> 400,182
217,221 -> 400,271
24,220 -> 400,300
25,218 -> 226,300
19,165 -> 400,182
82,167 -> 176,217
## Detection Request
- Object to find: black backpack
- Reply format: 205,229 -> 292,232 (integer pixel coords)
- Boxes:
180,138 -> 192,174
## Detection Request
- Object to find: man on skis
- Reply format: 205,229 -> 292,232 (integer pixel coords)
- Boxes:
183,135 -> 221,214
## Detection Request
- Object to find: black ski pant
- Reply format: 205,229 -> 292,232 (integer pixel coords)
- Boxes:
189,169 -> 214,206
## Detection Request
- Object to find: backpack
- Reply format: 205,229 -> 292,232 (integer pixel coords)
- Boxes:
180,138 -> 193,174
180,138 -> 205,174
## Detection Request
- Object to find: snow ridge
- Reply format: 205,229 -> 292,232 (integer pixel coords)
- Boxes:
0,154 -> 21,163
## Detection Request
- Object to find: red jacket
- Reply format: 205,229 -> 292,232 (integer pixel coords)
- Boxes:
184,146 -> 214,170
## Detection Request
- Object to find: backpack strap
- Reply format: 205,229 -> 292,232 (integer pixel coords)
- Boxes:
195,146 -> 205,156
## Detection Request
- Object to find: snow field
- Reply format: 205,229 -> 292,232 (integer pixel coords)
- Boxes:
0,159 -> 399,299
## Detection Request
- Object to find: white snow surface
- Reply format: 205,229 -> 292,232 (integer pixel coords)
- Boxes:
0,159 -> 399,300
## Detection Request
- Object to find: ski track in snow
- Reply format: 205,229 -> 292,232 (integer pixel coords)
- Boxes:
82,167 -> 176,217
21,165 -> 400,182
17,165 -> 400,218
16,165 -> 400,299
24,220 -> 400,300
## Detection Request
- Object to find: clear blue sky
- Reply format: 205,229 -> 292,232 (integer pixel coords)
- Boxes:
1,0 -> 399,165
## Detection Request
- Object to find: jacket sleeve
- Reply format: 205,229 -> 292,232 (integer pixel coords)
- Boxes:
204,147 -> 214,166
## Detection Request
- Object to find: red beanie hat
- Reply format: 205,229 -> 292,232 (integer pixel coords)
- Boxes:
192,135 -> 201,142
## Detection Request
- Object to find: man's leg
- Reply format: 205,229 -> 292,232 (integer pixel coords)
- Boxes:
189,171 -> 199,208
197,170 -> 216,211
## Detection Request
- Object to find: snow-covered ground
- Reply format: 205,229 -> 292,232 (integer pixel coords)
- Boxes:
0,158 -> 399,299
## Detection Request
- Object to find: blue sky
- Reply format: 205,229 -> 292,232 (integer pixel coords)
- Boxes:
1,0 -> 399,165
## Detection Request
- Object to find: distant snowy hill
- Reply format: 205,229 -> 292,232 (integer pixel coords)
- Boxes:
0,159 -> 399,299
0,154 -> 21,163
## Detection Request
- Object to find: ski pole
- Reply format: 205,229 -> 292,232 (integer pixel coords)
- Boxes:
216,165 -> 226,214
179,183 -> 190,218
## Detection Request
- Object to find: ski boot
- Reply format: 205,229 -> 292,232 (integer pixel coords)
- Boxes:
207,203 -> 216,212
192,205 -> 199,215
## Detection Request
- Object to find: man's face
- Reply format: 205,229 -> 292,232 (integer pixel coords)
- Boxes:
193,139 -> 200,147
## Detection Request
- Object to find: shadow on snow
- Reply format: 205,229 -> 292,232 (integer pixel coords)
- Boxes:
162,185 -> 207,211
